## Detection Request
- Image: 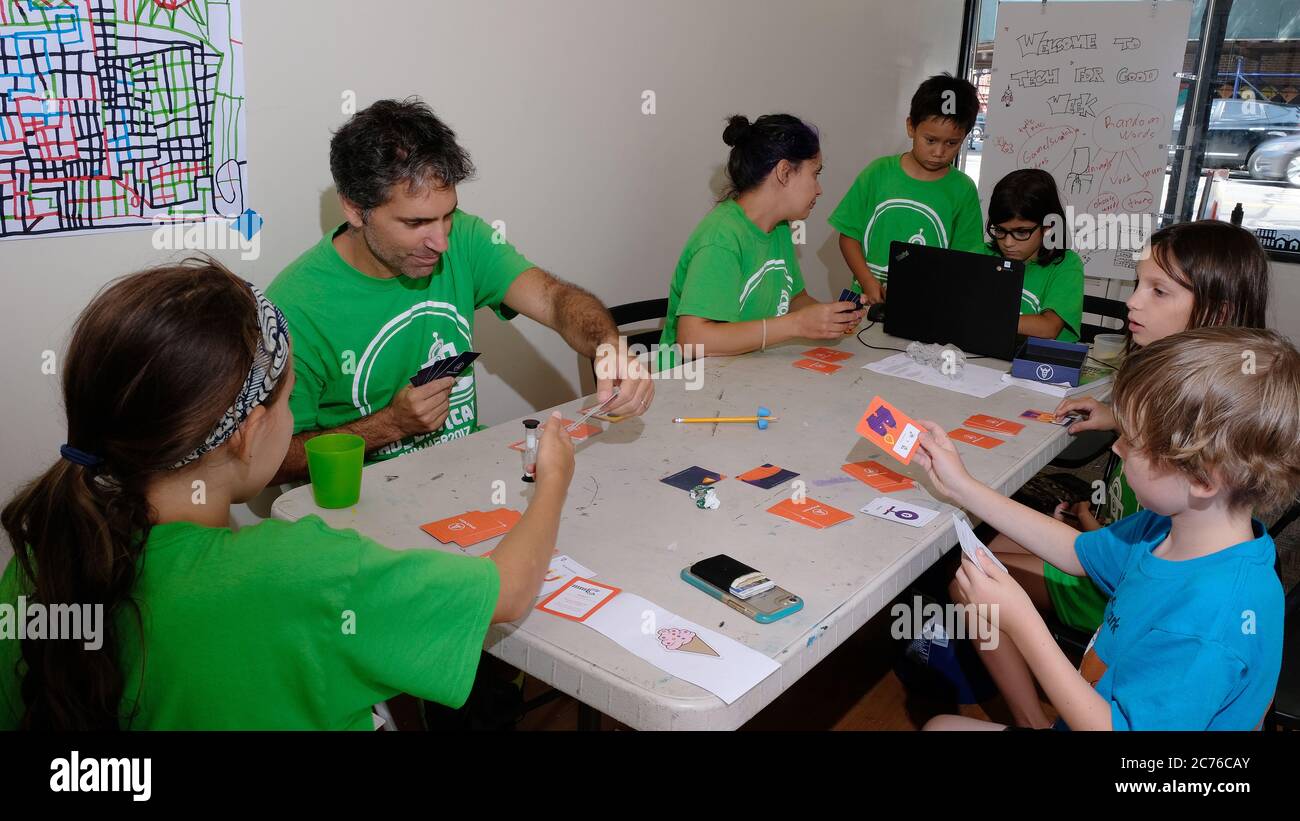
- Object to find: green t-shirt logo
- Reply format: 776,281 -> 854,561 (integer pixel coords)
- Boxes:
827,155 -> 984,287
353,301 -> 480,460
863,198 -> 949,277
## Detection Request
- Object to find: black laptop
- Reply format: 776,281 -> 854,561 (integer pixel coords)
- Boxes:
882,241 -> 1025,361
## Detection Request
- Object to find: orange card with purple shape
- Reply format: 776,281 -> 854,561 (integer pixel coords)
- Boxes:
801,347 -> 853,363
963,414 -> 1025,436
793,358 -> 841,374
856,396 -> 923,465
948,428 -> 1005,449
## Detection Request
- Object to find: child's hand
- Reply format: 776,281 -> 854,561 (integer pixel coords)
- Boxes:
954,551 -> 1037,638
1054,396 -> 1116,435
912,421 -> 977,504
535,411 -> 575,492
1070,501 -> 1102,532
861,280 -> 886,306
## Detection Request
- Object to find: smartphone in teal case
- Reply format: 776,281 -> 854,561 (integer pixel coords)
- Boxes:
680,564 -> 803,624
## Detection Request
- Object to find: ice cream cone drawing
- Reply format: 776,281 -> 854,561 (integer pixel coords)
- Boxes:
657,627 -> 719,657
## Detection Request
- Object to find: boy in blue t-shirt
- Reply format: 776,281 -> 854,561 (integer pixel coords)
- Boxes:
915,326 -> 1299,731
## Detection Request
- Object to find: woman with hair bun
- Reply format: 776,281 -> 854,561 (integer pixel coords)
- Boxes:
658,114 -> 863,366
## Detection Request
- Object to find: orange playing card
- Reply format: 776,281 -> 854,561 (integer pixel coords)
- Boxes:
841,460 -> 914,490
736,464 -> 782,482
421,512 -> 490,544
856,396 -> 923,465
802,347 -> 853,363
963,414 -> 1025,435
949,428 -> 1005,449
793,358 -> 841,374
421,508 -> 522,546
767,497 -> 853,529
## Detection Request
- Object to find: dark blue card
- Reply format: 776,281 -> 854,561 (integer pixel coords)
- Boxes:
660,466 -> 724,491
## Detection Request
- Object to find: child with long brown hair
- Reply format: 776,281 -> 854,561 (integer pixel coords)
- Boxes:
1,258 -> 573,729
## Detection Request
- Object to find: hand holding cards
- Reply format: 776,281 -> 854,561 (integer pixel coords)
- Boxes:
952,513 -> 1008,576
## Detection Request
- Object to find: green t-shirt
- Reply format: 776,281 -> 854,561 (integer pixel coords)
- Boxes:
828,154 -> 984,289
659,199 -> 805,363
267,212 -> 534,462
0,516 -> 499,730
984,246 -> 1085,342
1105,456 -> 1141,524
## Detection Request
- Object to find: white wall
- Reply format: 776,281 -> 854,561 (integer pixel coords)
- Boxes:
0,0 -> 965,554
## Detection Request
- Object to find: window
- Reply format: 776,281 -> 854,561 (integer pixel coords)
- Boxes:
959,0 -> 1300,263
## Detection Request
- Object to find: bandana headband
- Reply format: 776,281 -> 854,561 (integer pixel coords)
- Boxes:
171,282 -> 290,469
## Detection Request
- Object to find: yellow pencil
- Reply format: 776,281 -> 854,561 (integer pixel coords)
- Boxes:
672,416 -> 779,423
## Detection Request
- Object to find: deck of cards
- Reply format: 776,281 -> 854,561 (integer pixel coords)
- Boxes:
421,508 -> 522,548
410,351 -> 481,387
952,513 -> 1008,576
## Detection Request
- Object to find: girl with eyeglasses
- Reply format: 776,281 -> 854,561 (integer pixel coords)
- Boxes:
985,168 -> 1084,342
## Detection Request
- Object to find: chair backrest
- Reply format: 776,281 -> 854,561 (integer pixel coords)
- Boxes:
608,298 -> 669,351
1079,295 -> 1129,344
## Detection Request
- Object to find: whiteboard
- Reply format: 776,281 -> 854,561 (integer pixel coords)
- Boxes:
978,0 -> 1193,280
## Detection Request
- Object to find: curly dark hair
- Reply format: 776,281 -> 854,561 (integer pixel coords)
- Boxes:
329,97 -> 475,213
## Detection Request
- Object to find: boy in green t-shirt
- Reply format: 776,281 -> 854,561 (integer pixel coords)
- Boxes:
829,74 -> 985,305
268,99 -> 655,481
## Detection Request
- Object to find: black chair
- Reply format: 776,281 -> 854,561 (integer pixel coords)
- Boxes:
608,298 -> 669,351
1269,498 -> 1300,541
1077,294 -> 1128,344
587,298 -> 670,385
1049,295 -> 1128,469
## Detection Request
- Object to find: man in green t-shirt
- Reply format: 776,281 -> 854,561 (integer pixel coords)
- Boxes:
268,99 -> 654,480
830,74 -> 985,305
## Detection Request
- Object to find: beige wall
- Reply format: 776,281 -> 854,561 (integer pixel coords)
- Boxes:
0,0 -> 966,554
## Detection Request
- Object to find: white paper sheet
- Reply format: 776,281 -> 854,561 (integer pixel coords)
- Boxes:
535,589 -> 780,705
864,353 -> 1008,399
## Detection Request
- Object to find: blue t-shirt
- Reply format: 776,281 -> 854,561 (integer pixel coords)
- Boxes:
1073,509 -> 1282,731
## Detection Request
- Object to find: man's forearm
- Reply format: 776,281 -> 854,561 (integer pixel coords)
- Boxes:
271,409 -> 403,484
552,281 -> 619,357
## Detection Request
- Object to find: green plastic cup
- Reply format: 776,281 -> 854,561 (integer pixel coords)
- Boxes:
304,433 -> 365,509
